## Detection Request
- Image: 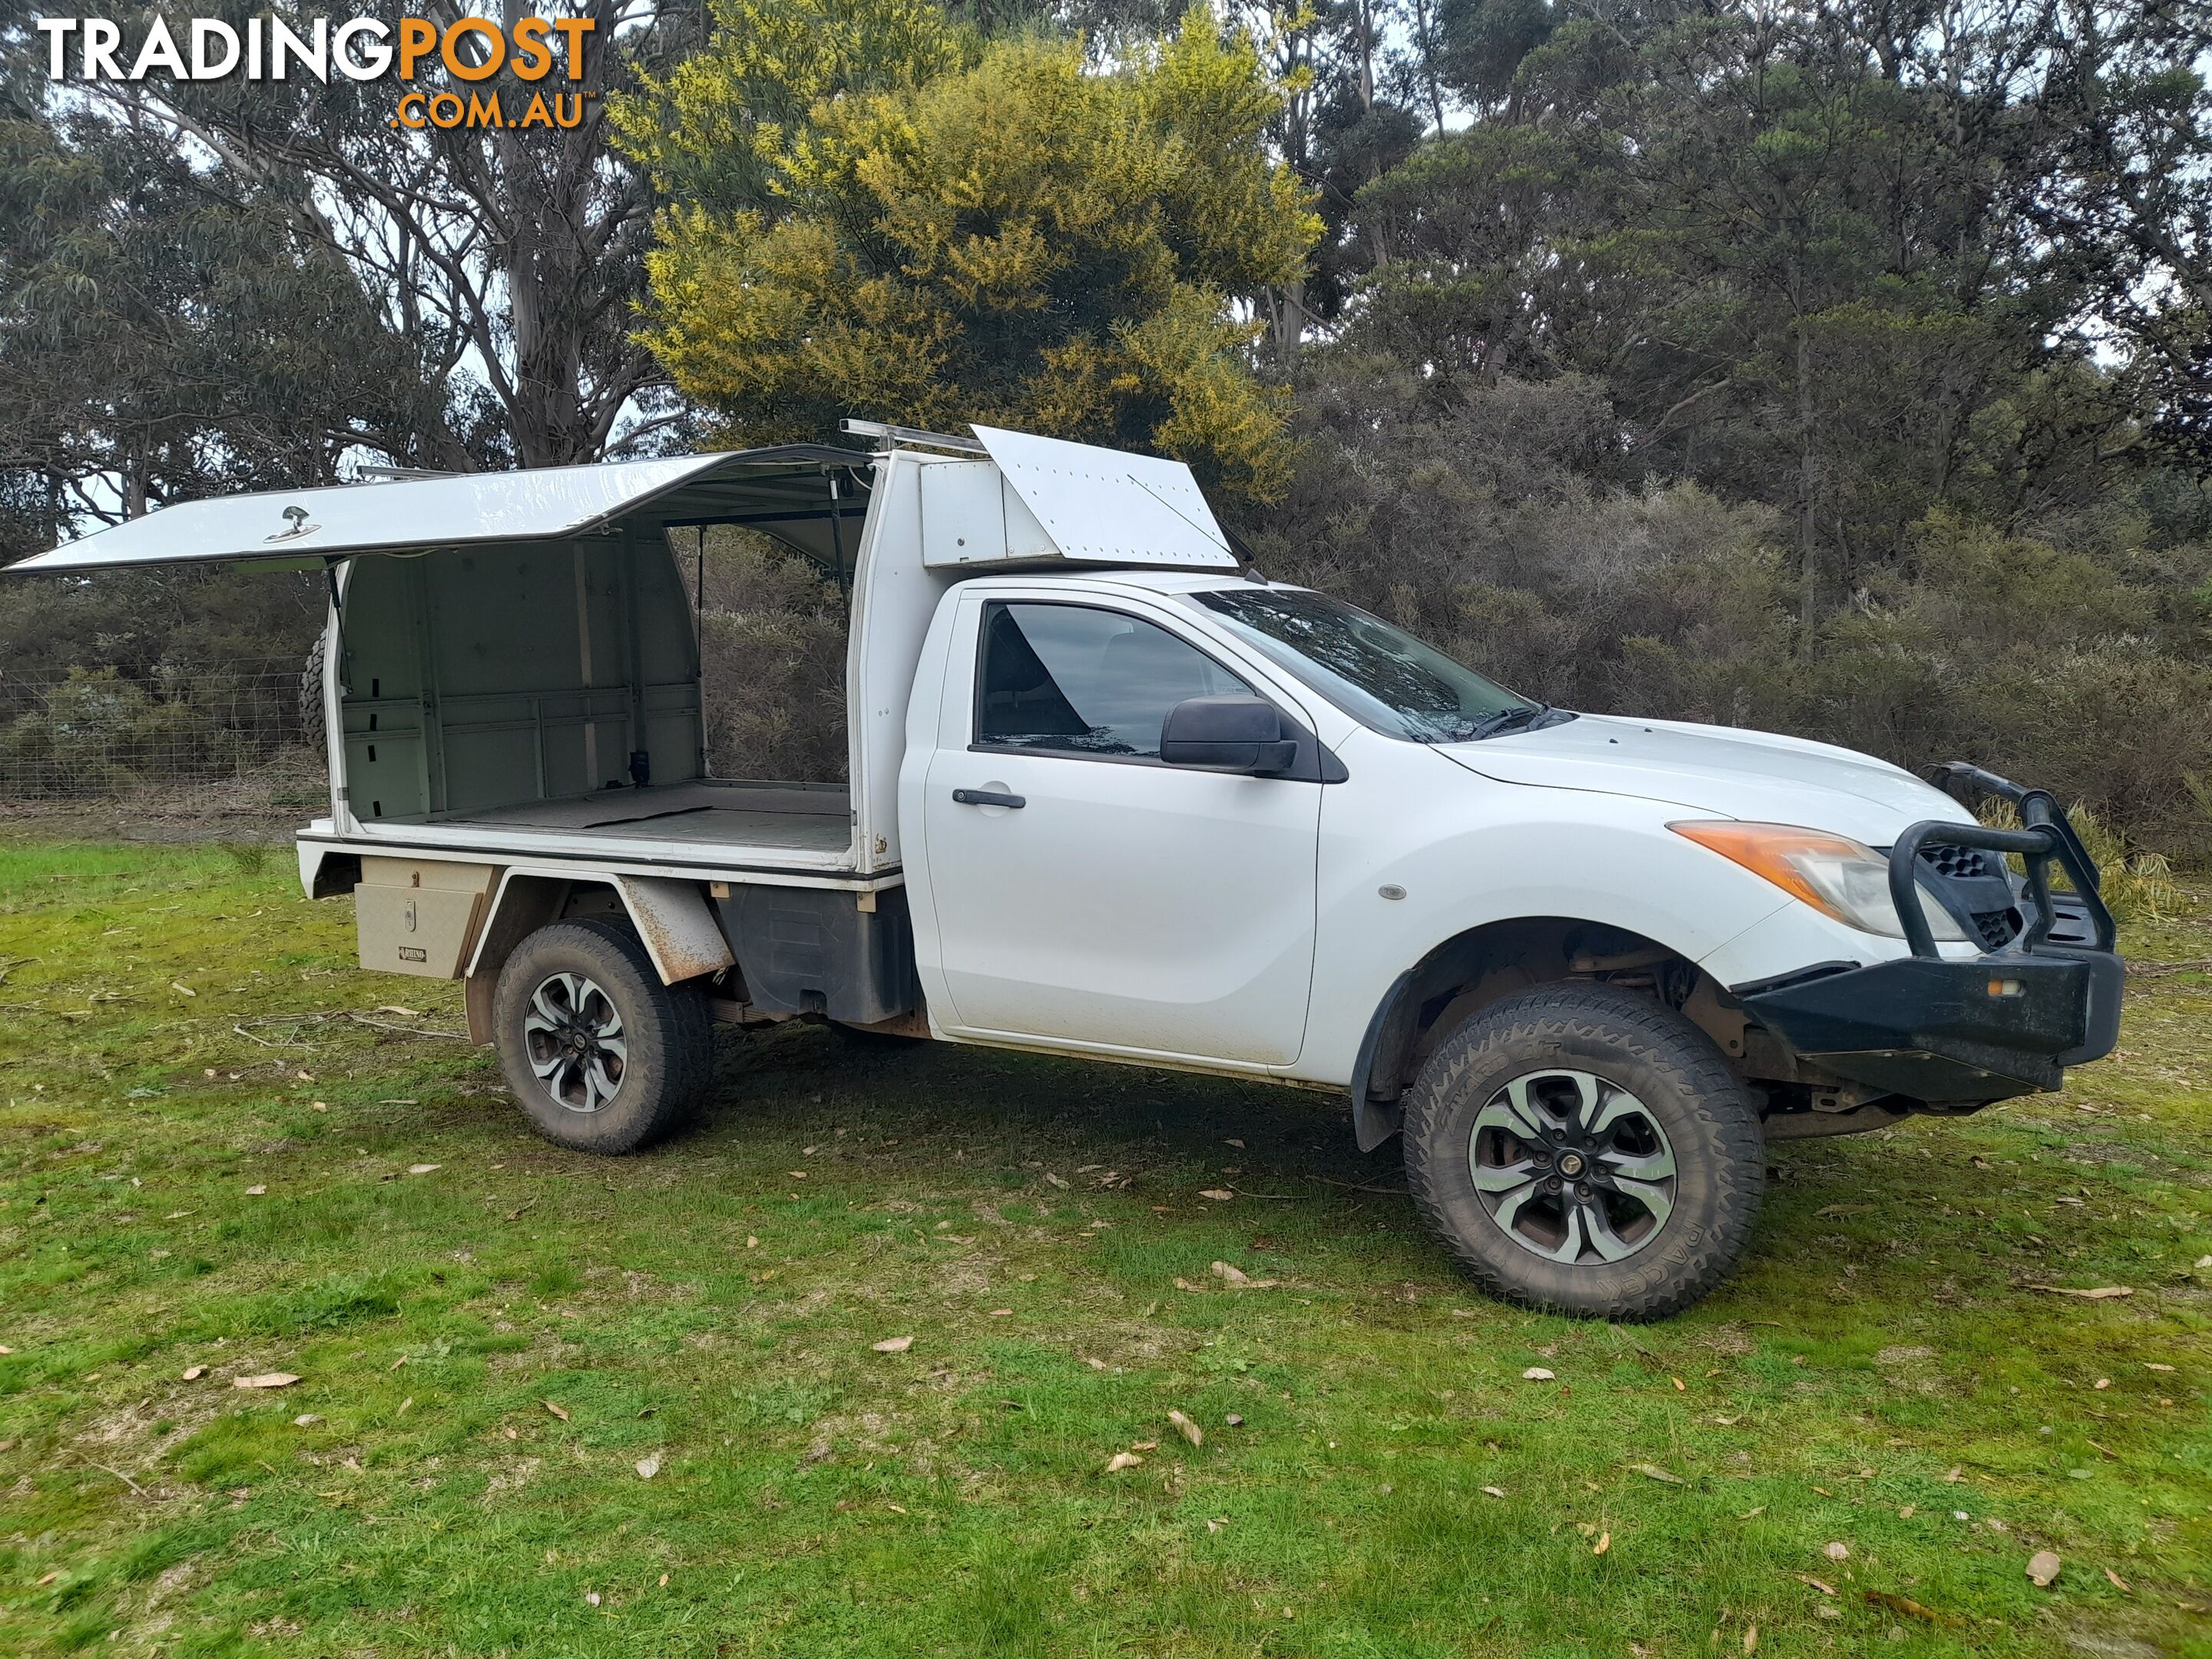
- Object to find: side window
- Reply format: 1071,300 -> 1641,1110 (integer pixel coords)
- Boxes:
975,601 -> 1256,760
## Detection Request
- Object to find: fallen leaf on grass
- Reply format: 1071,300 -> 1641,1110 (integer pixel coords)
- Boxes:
1671,1376 -> 1686,1391
1481,1485 -> 1505,1498
293,1413 -> 322,1427
1866,1589 -> 1944,1624
2028,1550 -> 2062,1588
1823,1541 -> 1849,1562
2029,1284 -> 2132,1300
1207,1260 -> 1280,1288
407,1164 -> 440,1176
2105,1568 -> 2131,1593
2146,1363 -> 2175,1373
243,1184 -> 267,1197
1522,1367 -> 1555,1382
541,1399 -> 570,1422
1103,1452 -> 1144,1475
180,1366 -> 206,1381
635,1454 -> 660,1479
1169,1409 -> 1203,1448
1631,1462 -> 1687,1485
1592,1531 -> 1610,1556
1044,1172 -> 1069,1189
1743,1624 -> 1757,1654
1197,1189 -> 1234,1201
170,982 -> 196,997
1797,1575 -> 1836,1596
871,1336 -> 913,1353
375,1005 -> 421,1017
233,1373 -> 299,1389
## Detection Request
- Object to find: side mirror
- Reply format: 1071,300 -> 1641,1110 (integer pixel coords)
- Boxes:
1160,694 -> 1298,775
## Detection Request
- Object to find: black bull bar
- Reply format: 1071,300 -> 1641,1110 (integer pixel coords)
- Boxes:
1738,763 -> 2122,1104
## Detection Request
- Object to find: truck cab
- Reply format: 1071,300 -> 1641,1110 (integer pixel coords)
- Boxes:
12,420 -> 2122,1319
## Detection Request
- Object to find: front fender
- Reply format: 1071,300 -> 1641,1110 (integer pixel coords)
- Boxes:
1286,734 -> 1801,1089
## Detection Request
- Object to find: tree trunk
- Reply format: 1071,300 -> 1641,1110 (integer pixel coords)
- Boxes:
1795,322 -> 1820,640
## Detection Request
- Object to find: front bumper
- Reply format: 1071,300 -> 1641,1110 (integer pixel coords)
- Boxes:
1737,767 -> 2122,1106
1740,945 -> 2122,1102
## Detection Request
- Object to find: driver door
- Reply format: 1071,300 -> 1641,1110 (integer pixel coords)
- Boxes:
919,597 -> 1322,1066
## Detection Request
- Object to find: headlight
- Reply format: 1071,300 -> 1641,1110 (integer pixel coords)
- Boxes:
1671,821 -> 1971,943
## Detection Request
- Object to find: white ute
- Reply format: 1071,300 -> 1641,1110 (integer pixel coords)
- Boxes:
15,420 -> 2123,1317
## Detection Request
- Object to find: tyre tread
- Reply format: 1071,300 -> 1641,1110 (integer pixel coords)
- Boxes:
1402,983 -> 1763,1320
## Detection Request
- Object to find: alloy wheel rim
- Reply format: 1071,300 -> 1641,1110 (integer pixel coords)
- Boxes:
1468,1069 -> 1677,1265
522,971 -> 628,1114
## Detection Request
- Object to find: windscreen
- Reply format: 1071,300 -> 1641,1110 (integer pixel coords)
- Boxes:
1187,587 -> 1532,744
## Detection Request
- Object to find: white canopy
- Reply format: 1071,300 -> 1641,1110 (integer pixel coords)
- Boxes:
7,445 -> 863,575
969,424 -> 1237,569
7,427 -> 1241,577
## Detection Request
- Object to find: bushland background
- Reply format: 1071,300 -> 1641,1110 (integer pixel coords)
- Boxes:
1,0 -> 2209,861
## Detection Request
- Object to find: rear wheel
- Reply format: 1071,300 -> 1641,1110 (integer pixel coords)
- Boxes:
493,918 -> 712,1153
1402,984 -> 1763,1320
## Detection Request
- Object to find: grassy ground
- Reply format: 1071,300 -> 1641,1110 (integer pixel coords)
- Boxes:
0,837 -> 2206,1659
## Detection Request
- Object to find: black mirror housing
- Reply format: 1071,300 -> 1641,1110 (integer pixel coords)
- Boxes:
1160,694 -> 1297,774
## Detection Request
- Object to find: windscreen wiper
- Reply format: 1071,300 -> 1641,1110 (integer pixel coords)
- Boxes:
1465,703 -> 1550,740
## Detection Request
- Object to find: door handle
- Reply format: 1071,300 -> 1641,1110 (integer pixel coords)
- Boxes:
952,787 -> 1025,809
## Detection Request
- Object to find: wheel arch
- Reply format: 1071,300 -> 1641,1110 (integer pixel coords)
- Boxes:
461,871 -> 732,1042
1350,915 -> 1741,1151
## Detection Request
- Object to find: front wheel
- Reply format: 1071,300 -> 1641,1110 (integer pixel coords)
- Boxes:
1402,984 -> 1764,1320
492,918 -> 713,1154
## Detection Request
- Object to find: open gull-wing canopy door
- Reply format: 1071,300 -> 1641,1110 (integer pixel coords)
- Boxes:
916,425 -> 1240,571
4,445 -> 870,575
0,445 -> 876,840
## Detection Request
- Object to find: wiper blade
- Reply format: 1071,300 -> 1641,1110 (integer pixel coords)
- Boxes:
1466,703 -> 1548,740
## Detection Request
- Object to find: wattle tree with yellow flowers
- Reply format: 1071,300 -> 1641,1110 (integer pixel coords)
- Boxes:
613,0 -> 1320,502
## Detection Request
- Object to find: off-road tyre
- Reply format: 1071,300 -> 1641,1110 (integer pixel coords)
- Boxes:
300,629 -> 329,753
493,918 -> 714,1154
1402,983 -> 1763,1320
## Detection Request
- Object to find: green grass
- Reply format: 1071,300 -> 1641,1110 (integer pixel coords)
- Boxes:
0,836 -> 2207,1657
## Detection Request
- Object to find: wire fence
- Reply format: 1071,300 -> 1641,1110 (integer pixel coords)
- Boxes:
0,658 -> 326,805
